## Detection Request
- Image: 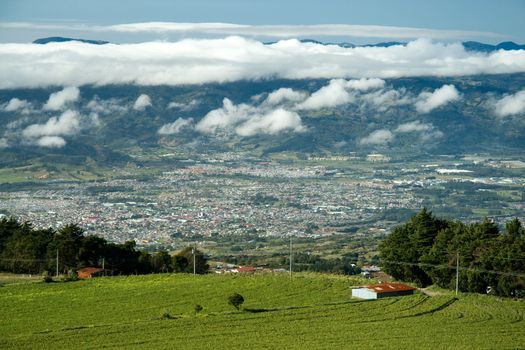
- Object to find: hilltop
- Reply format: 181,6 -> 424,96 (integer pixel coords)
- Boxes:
0,273 -> 524,349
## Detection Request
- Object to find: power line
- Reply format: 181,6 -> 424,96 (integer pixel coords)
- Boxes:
381,259 -> 525,278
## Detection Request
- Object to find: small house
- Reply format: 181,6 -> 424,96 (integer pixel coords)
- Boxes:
77,267 -> 105,279
352,282 -> 416,300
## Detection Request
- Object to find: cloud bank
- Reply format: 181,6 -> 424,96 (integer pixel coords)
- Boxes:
1,38 -> 525,89
0,21 -> 501,40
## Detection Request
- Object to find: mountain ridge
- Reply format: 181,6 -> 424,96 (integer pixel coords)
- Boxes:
32,37 -> 525,52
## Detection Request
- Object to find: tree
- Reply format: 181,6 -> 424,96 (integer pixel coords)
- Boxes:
172,255 -> 189,272
78,235 -> 107,267
380,209 -> 450,287
48,224 -> 85,273
506,218 -> 524,237
151,250 -> 172,273
228,293 -> 244,310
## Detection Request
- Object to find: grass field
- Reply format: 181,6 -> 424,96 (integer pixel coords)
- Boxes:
0,273 -> 524,349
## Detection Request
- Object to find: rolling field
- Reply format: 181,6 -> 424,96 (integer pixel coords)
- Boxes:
0,273 -> 524,349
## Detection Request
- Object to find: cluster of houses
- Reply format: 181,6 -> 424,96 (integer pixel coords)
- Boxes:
213,264 -> 288,274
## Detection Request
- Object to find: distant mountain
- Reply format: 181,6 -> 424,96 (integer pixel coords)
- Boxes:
33,37 -> 109,45
460,41 -> 525,52
1,74 -> 525,168
265,39 -> 524,52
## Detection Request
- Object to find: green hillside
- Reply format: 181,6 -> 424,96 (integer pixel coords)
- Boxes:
1,273 -> 524,349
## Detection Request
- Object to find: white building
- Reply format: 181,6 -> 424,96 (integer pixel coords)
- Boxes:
352,282 -> 416,300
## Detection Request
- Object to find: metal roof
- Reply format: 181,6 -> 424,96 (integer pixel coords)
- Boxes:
365,282 -> 416,294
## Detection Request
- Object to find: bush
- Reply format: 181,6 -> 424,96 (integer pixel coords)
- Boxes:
194,304 -> 203,314
228,293 -> 244,310
42,275 -> 53,283
159,309 -> 174,320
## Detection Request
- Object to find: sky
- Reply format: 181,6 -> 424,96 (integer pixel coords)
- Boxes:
0,0 -> 524,43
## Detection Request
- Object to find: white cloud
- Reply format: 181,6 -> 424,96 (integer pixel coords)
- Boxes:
195,98 -> 251,134
43,86 -> 80,111
359,88 -> 413,112
296,79 -> 354,110
394,121 -> 432,133
415,84 -> 460,113
168,99 -> 199,111
264,88 -> 308,106
2,21 -> 498,40
133,94 -> 152,111
1,38 -> 524,89
345,78 -> 386,91
296,78 -> 386,110
158,118 -> 194,135
195,98 -> 305,136
3,98 -> 31,112
235,109 -> 305,136
494,90 -> 525,117
359,129 -> 394,145
0,138 -> 8,148
87,97 -> 128,114
362,121 -> 443,146
35,136 -> 66,148
22,110 -> 81,139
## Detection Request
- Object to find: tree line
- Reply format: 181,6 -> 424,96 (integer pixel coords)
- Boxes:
0,218 -> 208,276
380,209 -> 525,297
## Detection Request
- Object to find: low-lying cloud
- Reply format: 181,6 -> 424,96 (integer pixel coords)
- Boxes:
168,99 -> 200,111
43,86 -> 80,111
415,84 -> 460,113
296,78 -> 385,110
360,121 -> 443,145
133,94 -> 152,111
158,118 -> 194,135
194,97 -> 305,136
359,129 -> 394,145
20,109 -> 97,148
494,89 -> 525,117
2,98 -> 32,113
264,88 -> 308,106
22,110 -> 81,139
35,135 -> 66,148
1,38 -> 524,89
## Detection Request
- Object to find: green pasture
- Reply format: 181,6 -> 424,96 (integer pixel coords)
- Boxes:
0,273 -> 524,349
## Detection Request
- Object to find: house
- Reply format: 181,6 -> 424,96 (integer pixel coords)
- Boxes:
77,267 -> 105,279
352,282 -> 416,300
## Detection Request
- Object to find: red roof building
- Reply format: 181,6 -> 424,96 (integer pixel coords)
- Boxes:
352,282 -> 416,299
77,267 -> 105,279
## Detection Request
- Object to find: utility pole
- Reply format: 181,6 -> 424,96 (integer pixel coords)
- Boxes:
55,249 -> 59,277
455,252 -> 459,295
289,236 -> 293,278
192,245 -> 196,275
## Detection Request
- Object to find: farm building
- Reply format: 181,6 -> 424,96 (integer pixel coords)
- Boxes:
77,267 -> 105,279
352,282 -> 416,300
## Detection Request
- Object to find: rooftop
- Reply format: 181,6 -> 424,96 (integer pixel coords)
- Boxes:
365,282 -> 416,294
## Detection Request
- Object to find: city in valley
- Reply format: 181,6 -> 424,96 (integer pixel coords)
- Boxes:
2,151 -> 523,255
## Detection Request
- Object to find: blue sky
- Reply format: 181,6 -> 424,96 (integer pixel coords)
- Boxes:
0,0 -> 524,43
